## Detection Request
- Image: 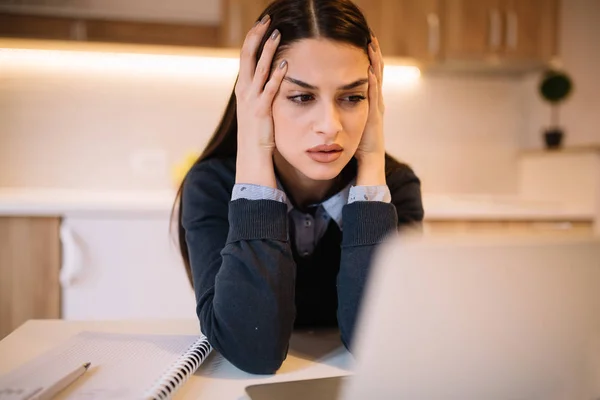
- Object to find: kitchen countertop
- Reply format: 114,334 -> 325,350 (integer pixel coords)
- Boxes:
0,188 -> 595,221
0,188 -> 176,217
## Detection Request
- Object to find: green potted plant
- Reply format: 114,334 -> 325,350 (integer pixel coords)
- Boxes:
539,69 -> 574,149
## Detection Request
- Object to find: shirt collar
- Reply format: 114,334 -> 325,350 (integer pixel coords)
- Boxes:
276,178 -> 354,229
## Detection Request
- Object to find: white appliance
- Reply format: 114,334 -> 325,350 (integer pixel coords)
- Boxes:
59,214 -> 197,320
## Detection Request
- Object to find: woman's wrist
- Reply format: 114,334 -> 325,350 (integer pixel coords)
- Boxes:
356,153 -> 386,186
235,150 -> 277,188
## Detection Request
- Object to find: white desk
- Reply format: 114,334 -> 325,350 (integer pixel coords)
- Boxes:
0,320 -> 353,400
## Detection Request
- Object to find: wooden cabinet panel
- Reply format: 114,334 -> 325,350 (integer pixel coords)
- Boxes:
352,0 -> 385,43
503,0 -> 558,61
0,0 -> 560,70
0,13 -> 74,41
355,0 -> 443,61
0,217 -> 61,340
393,0 -> 443,62
0,12 -> 220,48
444,0 -> 503,60
220,0 -> 271,48
443,0 -> 559,63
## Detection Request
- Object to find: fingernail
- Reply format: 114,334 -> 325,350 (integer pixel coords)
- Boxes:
279,60 -> 287,69
253,20 -> 260,27
369,65 -> 374,74
271,29 -> 280,40
261,14 -> 270,24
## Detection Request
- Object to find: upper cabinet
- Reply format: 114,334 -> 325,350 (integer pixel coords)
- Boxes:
444,0 -> 503,60
0,0 -> 221,47
443,0 -> 559,65
500,0 -> 558,62
220,0 -> 271,48
0,0 -> 560,73
354,0 -> 443,63
352,0 -> 559,71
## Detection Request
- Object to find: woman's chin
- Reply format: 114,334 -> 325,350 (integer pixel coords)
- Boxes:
298,161 -> 345,181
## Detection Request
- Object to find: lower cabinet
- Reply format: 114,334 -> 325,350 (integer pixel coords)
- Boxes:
0,214 -> 197,340
0,217 -> 61,339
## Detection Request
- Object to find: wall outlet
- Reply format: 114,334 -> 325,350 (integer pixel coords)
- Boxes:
129,148 -> 168,179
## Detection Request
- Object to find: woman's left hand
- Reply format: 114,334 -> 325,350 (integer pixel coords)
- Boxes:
355,35 -> 386,185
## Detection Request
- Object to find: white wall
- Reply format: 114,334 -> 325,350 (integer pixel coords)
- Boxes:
521,0 -> 600,149
0,60 -> 522,194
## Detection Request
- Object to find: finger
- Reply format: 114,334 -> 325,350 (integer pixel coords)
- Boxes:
260,59 -> 288,110
250,28 -> 281,96
369,37 -> 385,112
374,36 -> 384,79
369,36 -> 384,85
368,65 -> 379,118
237,14 -> 271,91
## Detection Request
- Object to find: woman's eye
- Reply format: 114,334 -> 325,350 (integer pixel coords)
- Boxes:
288,94 -> 314,104
342,95 -> 366,103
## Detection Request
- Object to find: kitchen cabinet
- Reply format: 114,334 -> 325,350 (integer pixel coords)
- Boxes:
1,0 -> 560,72
60,216 -> 197,321
354,0 -> 443,62
0,217 -> 61,340
220,0 -> 271,48
0,12 -> 220,48
444,0 -> 502,60
501,0 -> 558,62
0,0 -> 221,48
443,0 -> 559,65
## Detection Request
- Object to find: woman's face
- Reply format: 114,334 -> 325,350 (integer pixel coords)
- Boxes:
272,38 -> 370,181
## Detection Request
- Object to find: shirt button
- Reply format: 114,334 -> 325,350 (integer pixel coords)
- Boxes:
304,219 -> 312,227
303,251 -> 310,256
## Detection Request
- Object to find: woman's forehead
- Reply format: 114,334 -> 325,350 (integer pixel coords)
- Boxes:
282,38 -> 369,85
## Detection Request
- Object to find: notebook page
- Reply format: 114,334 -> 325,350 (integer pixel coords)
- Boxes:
0,331 -> 206,400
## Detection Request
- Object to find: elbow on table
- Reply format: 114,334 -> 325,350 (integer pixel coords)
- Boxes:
231,352 -> 286,375
204,328 -> 289,374
198,306 -> 291,374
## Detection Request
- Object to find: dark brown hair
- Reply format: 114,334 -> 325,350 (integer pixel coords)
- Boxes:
172,0 -> 376,286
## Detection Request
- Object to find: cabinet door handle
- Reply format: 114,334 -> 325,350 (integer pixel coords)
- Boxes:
59,223 -> 84,288
69,20 -> 87,41
489,8 -> 502,50
427,13 -> 440,56
506,11 -> 518,50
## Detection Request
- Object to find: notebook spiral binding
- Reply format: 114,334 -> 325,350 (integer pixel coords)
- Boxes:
145,336 -> 213,400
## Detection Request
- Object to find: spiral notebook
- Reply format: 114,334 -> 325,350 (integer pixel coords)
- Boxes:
0,331 -> 212,400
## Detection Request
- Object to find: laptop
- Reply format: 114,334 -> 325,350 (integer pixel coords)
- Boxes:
246,232 -> 600,400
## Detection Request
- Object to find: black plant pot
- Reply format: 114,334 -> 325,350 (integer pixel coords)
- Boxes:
544,129 -> 563,149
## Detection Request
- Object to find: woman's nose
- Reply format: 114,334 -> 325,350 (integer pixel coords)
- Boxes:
314,102 -> 342,137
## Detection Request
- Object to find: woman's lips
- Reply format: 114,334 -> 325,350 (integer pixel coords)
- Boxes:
306,144 -> 343,163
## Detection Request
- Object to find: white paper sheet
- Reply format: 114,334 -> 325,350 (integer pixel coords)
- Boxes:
0,331 -> 207,400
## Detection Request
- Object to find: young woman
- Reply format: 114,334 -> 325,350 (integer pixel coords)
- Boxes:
174,0 -> 424,374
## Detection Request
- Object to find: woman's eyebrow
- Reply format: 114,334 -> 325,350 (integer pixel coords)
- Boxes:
283,77 -> 369,90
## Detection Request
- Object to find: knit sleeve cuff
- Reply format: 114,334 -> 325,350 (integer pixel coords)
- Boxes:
226,199 -> 289,243
341,202 -> 397,247
231,183 -> 287,203
347,185 -> 391,203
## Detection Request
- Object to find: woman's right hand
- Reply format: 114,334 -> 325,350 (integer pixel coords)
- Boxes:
234,15 -> 288,188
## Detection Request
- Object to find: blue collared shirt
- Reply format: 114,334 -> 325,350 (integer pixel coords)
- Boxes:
231,182 -> 391,257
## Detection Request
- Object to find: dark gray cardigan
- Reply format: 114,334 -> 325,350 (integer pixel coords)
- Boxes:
181,156 -> 424,374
